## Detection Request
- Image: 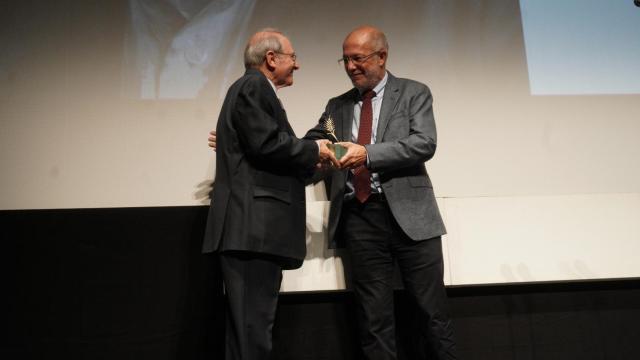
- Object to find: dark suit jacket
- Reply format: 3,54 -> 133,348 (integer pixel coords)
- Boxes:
203,69 -> 318,269
305,72 -> 447,247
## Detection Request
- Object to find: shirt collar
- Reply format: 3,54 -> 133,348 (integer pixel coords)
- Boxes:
266,78 -> 278,94
357,71 -> 388,100
372,71 -> 388,96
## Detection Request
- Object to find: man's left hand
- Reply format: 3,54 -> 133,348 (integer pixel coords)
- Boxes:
208,129 -> 217,150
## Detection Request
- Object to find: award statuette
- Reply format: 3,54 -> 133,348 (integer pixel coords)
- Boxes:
323,115 -> 346,160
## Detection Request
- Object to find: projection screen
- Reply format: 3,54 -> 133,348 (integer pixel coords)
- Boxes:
2,0 -> 639,289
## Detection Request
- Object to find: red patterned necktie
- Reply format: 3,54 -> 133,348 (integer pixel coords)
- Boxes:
354,90 -> 376,203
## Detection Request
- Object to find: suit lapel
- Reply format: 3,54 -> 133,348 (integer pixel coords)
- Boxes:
262,72 -> 295,135
279,100 -> 295,135
377,73 -> 400,141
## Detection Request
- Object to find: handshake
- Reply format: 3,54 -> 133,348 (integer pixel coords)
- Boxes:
208,130 -> 368,170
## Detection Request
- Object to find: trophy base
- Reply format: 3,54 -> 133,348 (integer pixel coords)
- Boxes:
328,143 -> 347,160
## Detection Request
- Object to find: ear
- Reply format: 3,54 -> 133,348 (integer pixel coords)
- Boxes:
377,51 -> 387,66
265,50 -> 277,70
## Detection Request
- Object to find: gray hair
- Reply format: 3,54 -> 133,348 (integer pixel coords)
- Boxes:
244,28 -> 284,69
373,31 -> 389,52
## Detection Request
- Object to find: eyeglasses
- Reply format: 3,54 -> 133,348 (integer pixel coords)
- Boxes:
338,51 -> 380,65
276,51 -> 297,63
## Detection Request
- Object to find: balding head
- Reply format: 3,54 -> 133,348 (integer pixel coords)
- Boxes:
344,25 -> 389,54
342,25 -> 388,91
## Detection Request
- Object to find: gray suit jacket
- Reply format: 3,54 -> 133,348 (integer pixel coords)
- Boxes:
305,72 -> 446,247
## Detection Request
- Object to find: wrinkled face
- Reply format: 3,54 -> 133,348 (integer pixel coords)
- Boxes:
271,36 -> 299,88
342,32 -> 386,92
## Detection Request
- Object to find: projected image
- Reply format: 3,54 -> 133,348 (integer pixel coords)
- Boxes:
3,0 -> 640,211
124,0 -> 256,99
519,0 -> 640,95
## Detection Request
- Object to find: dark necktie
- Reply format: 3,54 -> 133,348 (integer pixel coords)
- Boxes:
354,90 -> 376,203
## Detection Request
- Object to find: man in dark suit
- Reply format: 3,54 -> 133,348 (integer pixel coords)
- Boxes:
202,29 -> 337,360
304,26 -> 458,360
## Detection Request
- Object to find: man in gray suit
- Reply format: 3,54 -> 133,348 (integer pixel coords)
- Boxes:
304,25 -> 458,360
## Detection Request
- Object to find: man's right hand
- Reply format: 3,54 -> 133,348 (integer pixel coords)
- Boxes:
208,130 -> 217,151
316,139 -> 340,169
336,141 -> 367,169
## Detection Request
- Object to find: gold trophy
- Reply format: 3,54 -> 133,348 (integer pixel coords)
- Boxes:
323,115 -> 346,160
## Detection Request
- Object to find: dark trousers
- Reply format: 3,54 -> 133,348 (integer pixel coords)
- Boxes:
219,252 -> 283,360
340,196 -> 457,360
